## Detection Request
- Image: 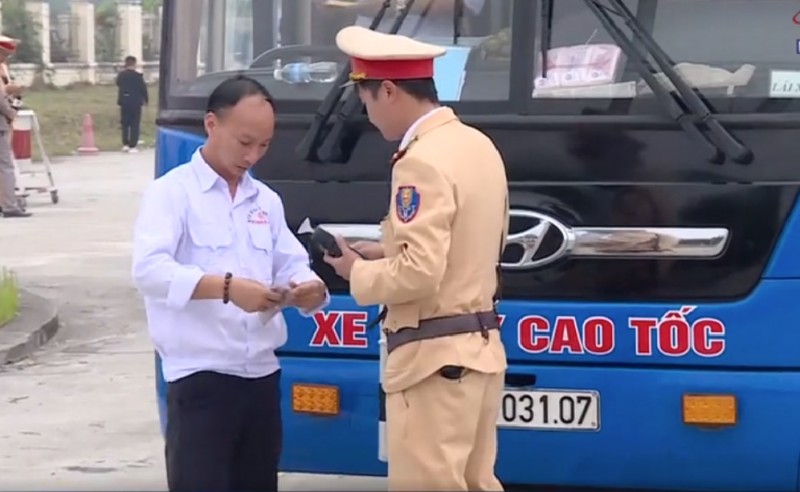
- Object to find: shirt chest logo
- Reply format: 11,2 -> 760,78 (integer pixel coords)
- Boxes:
247,207 -> 269,225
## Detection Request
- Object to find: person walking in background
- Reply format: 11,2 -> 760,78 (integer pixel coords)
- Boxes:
116,55 -> 148,153
0,35 -> 29,218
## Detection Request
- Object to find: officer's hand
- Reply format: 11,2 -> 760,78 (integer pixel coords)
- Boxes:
228,277 -> 286,313
323,235 -> 360,280
350,240 -> 384,260
285,280 -> 327,311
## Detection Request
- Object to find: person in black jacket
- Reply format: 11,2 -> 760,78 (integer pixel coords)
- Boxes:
116,55 -> 148,153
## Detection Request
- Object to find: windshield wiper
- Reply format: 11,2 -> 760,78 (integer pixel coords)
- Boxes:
583,0 -> 753,165
540,0 -> 553,78
316,0 -> 419,163
453,0 -> 464,45
296,0 -> 394,162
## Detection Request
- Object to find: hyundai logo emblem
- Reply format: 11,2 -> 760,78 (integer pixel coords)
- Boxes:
502,210 -> 575,270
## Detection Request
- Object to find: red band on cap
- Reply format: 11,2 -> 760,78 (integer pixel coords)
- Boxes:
0,41 -> 17,52
351,57 -> 434,81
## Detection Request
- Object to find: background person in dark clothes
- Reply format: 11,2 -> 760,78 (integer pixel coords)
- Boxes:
131,75 -> 329,492
116,55 -> 148,153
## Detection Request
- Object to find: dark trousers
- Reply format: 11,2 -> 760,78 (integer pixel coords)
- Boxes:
165,370 -> 282,492
120,102 -> 142,148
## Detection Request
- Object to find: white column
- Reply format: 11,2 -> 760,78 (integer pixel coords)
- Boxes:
117,0 -> 143,61
70,0 -> 96,65
24,1 -> 51,65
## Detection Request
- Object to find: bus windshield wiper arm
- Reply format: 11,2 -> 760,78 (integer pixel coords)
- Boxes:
583,0 -> 753,165
316,0 -> 418,163
296,0 -> 394,162
540,0 -> 553,77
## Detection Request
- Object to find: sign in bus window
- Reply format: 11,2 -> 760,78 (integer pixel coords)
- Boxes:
529,0 -> 799,101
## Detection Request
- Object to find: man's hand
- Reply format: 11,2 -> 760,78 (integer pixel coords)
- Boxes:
350,240 -> 384,260
228,277 -> 287,313
6,84 -> 22,96
285,280 -> 327,312
323,235 -> 361,280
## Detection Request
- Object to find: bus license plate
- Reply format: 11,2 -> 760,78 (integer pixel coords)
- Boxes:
497,389 -> 600,431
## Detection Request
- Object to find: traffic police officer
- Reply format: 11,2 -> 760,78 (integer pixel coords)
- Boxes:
323,25 -> 509,491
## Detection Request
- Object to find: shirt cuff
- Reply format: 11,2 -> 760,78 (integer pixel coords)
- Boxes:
166,266 -> 206,310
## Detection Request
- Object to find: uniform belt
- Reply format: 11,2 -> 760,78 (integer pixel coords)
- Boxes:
384,311 -> 499,354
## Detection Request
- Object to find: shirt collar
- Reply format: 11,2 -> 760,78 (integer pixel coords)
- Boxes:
190,147 -> 256,197
399,106 -> 446,151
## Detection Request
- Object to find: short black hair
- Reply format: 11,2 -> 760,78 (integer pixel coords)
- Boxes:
206,74 -> 275,115
358,78 -> 439,103
124,55 -> 136,66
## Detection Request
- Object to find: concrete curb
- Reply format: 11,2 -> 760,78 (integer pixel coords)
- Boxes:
0,288 -> 59,365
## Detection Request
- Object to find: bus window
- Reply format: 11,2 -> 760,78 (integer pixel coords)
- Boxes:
169,0 -> 258,96
528,0 -> 800,113
167,0 -> 513,103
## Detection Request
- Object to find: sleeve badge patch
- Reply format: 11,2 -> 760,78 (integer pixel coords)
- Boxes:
395,185 -> 421,223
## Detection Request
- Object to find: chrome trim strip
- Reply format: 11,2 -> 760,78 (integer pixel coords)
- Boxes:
571,227 -> 729,257
316,224 -> 382,242
317,216 -> 731,271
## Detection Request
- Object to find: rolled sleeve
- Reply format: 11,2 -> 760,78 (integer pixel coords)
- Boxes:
131,179 -> 205,309
165,266 -> 206,309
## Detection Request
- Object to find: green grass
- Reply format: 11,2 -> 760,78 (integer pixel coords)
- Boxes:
21,83 -> 159,159
0,267 -> 19,327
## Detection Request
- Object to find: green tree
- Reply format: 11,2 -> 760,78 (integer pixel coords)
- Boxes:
95,0 -> 120,62
2,0 -> 42,64
142,0 -> 163,13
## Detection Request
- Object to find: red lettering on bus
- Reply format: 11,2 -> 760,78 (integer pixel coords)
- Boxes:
657,307 -> 694,357
310,311 -> 368,348
691,317 -> 726,357
550,317 -> 584,354
341,312 -> 368,347
518,315 -> 615,355
518,315 -> 550,353
629,318 -> 658,355
583,316 -> 615,355
630,306 -> 726,357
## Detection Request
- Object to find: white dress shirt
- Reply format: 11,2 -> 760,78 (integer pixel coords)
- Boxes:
356,0 -> 485,39
132,149 -> 329,383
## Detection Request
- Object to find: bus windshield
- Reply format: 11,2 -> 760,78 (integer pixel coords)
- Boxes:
164,0 -> 800,108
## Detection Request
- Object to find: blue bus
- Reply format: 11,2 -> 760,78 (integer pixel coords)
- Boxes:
154,0 -> 800,489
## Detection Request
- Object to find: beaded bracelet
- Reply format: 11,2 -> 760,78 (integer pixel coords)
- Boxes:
223,272 -> 232,304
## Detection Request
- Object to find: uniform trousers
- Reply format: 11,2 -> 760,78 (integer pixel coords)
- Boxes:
385,367 -> 506,491
0,128 -> 19,212
165,369 -> 282,492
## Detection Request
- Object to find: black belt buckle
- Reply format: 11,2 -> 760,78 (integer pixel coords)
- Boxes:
477,313 -> 490,343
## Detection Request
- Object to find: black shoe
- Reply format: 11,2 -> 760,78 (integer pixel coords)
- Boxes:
2,209 -> 32,218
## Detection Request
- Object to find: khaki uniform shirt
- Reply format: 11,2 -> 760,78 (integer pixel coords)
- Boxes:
350,106 -> 509,393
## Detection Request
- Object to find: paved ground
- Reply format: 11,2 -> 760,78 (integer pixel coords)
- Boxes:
0,151 -> 386,491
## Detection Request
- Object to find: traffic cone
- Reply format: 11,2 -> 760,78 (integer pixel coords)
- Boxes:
77,113 -> 99,155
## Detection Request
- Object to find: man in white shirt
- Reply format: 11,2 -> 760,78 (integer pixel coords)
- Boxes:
131,75 -> 328,492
